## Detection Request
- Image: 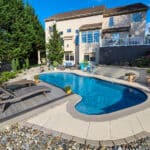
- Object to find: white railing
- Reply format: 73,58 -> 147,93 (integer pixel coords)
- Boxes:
102,37 -> 150,47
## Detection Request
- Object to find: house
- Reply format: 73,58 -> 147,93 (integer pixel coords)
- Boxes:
45,3 -> 149,66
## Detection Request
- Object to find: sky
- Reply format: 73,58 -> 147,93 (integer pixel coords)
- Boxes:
24,0 -> 150,28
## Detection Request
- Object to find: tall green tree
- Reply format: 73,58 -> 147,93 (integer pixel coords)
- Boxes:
47,24 -> 64,64
0,0 -> 45,65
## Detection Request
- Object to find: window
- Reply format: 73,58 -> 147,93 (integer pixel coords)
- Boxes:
81,30 -> 100,43
70,55 -> 74,60
84,55 -> 89,61
109,17 -> 114,27
132,13 -> 142,22
87,31 -> 93,43
76,29 -> 79,34
75,35 -> 79,45
90,57 -> 95,61
65,54 -> 69,60
67,28 -> 71,32
112,33 -> 119,40
66,44 -> 69,48
82,32 -> 87,43
149,27 -> 150,33
59,31 -> 63,35
49,26 -> 53,32
94,30 -> 100,43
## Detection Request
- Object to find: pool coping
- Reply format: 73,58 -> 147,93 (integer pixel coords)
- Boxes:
22,121 -> 150,148
41,71 -> 150,122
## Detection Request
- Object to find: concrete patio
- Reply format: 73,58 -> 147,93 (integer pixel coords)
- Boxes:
24,70 -> 150,146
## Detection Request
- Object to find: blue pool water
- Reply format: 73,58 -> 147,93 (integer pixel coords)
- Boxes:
39,73 -> 147,115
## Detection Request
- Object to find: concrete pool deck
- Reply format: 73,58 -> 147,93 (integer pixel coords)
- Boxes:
24,70 -> 150,146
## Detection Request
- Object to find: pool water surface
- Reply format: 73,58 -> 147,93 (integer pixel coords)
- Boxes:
39,73 -> 147,115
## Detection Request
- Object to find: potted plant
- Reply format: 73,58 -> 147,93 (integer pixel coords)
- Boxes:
52,61 -> 59,70
34,74 -> 40,84
64,86 -> 72,94
125,72 -> 136,82
146,69 -> 150,85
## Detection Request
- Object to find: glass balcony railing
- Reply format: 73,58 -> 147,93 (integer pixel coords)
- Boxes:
102,37 -> 150,47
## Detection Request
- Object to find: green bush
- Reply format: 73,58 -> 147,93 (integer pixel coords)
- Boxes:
25,58 -> 30,69
11,59 -> 17,72
53,61 -> 59,67
147,69 -> 150,74
0,71 -> 17,84
16,58 -> 20,70
64,86 -> 71,92
34,74 -> 39,80
132,57 -> 150,67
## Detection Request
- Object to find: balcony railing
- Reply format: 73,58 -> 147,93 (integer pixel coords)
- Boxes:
102,37 -> 150,47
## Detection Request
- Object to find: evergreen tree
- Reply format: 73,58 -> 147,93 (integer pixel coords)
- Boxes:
0,0 -> 45,64
47,24 -> 64,64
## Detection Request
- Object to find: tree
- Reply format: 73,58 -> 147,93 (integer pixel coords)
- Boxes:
0,0 -> 45,66
47,24 -> 64,64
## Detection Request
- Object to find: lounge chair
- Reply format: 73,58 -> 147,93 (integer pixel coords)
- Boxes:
3,79 -> 35,91
0,86 -> 51,113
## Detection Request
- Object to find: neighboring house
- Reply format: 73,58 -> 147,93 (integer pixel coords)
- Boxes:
45,3 -> 149,66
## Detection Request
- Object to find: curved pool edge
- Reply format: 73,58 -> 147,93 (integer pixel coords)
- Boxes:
40,70 -> 150,93
67,92 -> 150,122
39,70 -> 150,121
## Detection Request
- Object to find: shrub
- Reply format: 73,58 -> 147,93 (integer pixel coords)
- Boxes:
25,58 -> 30,69
0,71 -> 17,84
53,61 -> 59,67
34,74 -> 39,80
132,57 -> 150,67
147,69 -> 150,74
11,59 -> 17,72
16,58 -> 20,70
64,86 -> 72,93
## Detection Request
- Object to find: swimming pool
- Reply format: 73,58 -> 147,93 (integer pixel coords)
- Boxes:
39,72 -> 147,115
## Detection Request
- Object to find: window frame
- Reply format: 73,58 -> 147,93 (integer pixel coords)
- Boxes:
109,17 -> 114,27
132,13 -> 142,22
67,28 -> 71,33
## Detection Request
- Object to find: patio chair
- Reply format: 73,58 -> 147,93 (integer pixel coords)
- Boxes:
0,85 -> 51,113
3,79 -> 35,91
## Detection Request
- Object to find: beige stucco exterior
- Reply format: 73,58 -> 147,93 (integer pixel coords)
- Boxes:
45,6 -> 147,66
45,14 -> 103,65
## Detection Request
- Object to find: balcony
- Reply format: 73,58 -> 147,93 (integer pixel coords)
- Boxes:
102,37 -> 150,47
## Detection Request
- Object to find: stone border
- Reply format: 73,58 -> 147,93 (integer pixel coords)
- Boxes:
51,71 -> 150,122
21,121 -> 150,148
40,71 -> 150,121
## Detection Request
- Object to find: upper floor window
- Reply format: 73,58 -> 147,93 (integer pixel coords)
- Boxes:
82,32 -> 86,43
76,29 -> 79,34
87,31 -> 93,43
148,27 -> 150,33
81,30 -> 100,43
132,13 -> 142,22
59,31 -> 63,35
49,26 -> 53,32
67,28 -> 71,33
94,30 -> 100,43
109,17 -> 114,27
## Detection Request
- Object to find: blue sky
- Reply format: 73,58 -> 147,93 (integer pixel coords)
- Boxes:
24,0 -> 150,28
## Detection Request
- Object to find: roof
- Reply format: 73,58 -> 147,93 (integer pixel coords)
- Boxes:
102,26 -> 130,33
79,23 -> 102,31
103,3 -> 148,17
45,3 -> 148,22
45,6 -> 105,22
